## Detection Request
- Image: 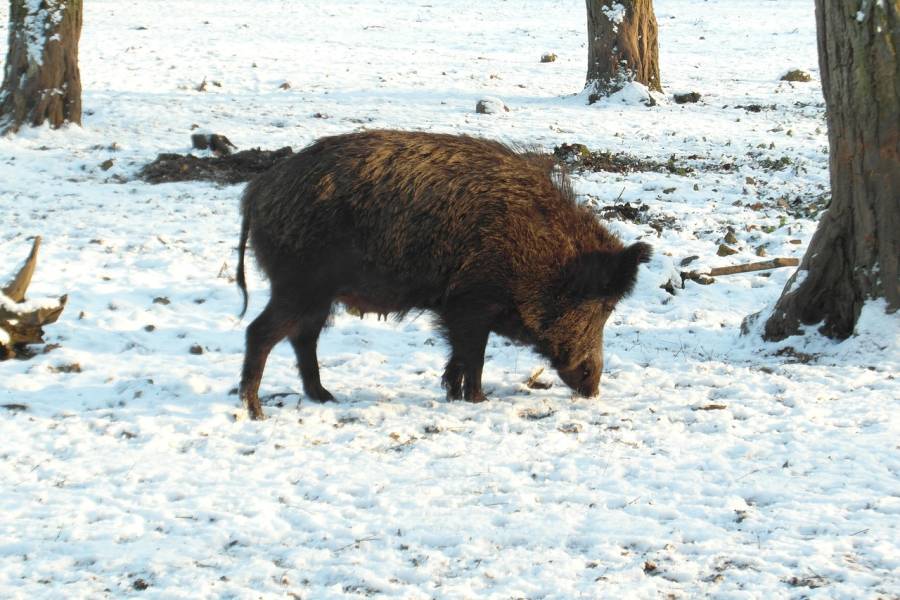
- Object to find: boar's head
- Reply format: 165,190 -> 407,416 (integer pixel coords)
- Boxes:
538,242 -> 652,397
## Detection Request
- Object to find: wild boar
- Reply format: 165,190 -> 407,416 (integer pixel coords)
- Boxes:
236,130 -> 651,419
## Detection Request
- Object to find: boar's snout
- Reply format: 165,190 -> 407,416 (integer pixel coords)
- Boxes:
556,356 -> 602,397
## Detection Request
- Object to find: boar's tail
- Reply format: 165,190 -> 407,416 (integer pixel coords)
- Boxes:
236,205 -> 250,318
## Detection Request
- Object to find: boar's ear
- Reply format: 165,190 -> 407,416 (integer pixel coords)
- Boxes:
567,242 -> 653,299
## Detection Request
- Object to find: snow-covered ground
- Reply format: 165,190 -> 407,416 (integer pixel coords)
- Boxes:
2,1 -> 898,597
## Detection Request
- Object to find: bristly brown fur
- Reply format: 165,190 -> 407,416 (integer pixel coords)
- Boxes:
236,129 -> 651,419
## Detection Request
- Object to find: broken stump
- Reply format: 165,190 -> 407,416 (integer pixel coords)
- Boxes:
1,237 -> 67,359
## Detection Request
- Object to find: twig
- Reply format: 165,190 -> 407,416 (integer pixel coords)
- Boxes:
737,468 -> 761,481
335,536 -> 379,552
525,367 -> 552,390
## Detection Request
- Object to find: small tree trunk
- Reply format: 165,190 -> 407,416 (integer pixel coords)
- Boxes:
761,0 -> 899,341
0,0 -> 83,134
584,0 -> 661,103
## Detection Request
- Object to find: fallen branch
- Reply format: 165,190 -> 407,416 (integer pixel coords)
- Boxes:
707,257 -> 799,277
682,257 -> 799,286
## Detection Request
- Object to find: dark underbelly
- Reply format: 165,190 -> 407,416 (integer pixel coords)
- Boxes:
335,279 -> 445,318
337,293 -> 404,317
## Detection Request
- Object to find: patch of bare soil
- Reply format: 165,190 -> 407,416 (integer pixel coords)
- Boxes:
554,143 -> 671,173
139,147 -> 295,184
554,143 -> 740,176
785,574 -> 829,589
734,103 -> 778,113
775,346 -> 820,364
590,200 -> 679,234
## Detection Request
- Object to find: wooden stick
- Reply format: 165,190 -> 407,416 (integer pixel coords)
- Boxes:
2,236 -> 41,302
680,257 -> 800,287
706,257 -> 799,277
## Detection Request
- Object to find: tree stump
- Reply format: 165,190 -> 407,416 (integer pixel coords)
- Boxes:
0,0 -> 83,134
1,238 -> 67,359
584,0 -> 661,103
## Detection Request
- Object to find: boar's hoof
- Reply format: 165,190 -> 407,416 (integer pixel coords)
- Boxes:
243,397 -> 266,420
305,386 -> 335,403
441,371 -> 464,400
464,391 -> 488,404
443,385 -> 463,401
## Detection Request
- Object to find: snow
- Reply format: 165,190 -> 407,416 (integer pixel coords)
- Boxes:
602,3 -> 627,31
784,268 -> 807,296
476,96 -> 508,114
22,0 -> 64,67
0,290 -> 62,314
1,0 -> 898,597
586,80 -> 658,106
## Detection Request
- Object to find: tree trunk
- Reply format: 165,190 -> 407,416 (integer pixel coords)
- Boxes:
584,0 -> 661,103
0,0 -> 83,134
761,0 -> 899,341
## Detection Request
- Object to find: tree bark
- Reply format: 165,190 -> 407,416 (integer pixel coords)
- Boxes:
584,0 -> 661,103
0,0 -> 83,134
762,0 -> 899,341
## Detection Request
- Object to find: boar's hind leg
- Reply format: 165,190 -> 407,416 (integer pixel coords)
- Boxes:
288,309 -> 334,403
240,301 -> 298,420
440,312 -> 491,404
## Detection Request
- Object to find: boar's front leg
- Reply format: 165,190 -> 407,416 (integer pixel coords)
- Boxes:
440,310 -> 490,403
288,309 -> 334,403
